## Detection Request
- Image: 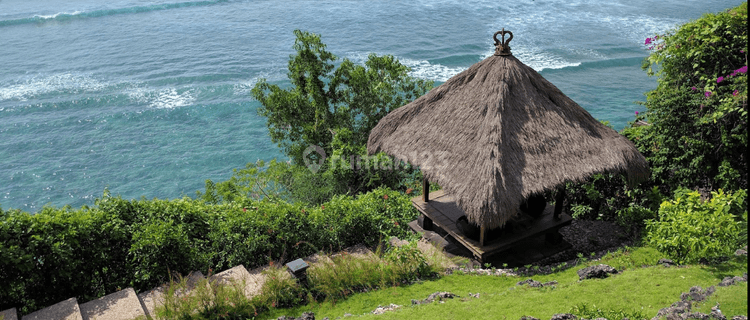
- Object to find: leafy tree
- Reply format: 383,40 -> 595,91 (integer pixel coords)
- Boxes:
251,30 -> 433,167
628,3 -> 747,192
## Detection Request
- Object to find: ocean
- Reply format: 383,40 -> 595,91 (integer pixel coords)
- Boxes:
0,0 -> 743,212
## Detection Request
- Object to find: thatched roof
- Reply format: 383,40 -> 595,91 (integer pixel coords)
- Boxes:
367,31 -> 649,229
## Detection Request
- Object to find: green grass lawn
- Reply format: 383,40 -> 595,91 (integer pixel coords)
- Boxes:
261,247 -> 748,320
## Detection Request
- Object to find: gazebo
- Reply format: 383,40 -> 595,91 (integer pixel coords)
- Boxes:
367,30 -> 649,261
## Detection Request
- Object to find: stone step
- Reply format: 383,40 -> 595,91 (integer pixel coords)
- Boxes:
209,265 -> 268,299
136,271 -> 204,319
78,288 -> 146,320
21,298 -> 82,320
1,308 -> 18,320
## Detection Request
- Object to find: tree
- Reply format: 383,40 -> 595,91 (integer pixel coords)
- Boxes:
251,30 -> 434,167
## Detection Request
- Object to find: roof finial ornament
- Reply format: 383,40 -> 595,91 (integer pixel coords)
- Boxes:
494,29 -> 513,56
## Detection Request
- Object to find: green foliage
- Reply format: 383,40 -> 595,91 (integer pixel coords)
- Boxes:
564,4 -> 746,241
249,29 -> 432,201
251,30 -> 433,167
0,187 -> 418,314
645,188 -> 747,264
563,173 -> 663,237
636,3 -> 747,191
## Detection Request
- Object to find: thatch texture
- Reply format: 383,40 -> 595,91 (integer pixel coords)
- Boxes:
367,53 -> 648,229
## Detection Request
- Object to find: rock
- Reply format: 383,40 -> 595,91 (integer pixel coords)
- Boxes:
343,313 -> 352,317
517,279 -> 557,287
732,316 -> 748,320
655,300 -> 691,320
658,258 -> 676,267
278,313 -> 315,320
413,291 -> 457,305
577,264 -> 618,280
299,312 -> 316,320
520,316 -> 540,320
734,248 -> 747,256
684,312 -> 710,320
517,279 -> 543,287
680,286 -> 713,302
718,275 -> 747,287
372,304 -> 401,315
550,313 -> 577,320
468,292 -> 480,298
426,291 -> 456,302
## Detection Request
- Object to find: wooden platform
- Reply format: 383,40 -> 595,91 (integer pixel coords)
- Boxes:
411,190 -> 572,262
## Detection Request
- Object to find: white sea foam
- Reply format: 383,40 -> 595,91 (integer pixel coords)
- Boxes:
123,85 -> 195,109
233,78 -> 259,96
149,88 -> 195,109
0,73 -> 108,102
344,52 -> 467,82
400,58 -> 467,82
33,11 -> 83,20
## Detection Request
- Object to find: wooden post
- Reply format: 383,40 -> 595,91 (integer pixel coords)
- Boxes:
554,186 -> 565,219
479,225 -> 486,247
422,177 -> 429,202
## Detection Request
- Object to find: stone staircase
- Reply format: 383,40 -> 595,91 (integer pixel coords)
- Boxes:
1,238 -> 456,320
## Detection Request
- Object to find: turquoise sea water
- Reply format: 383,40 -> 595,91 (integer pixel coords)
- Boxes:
0,0 -> 743,212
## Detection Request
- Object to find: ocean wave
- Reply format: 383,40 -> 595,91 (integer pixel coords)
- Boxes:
0,0 -> 229,27
400,58 -> 467,82
150,88 -> 195,109
0,73 -> 109,102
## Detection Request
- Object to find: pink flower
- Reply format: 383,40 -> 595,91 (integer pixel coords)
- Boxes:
635,111 -> 639,115
691,86 -> 697,91
717,76 -> 724,83
645,38 -> 652,45
733,90 -> 739,96
705,91 -> 712,98
736,66 -> 748,74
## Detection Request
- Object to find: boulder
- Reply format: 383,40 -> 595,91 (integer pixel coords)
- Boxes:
577,264 -> 618,280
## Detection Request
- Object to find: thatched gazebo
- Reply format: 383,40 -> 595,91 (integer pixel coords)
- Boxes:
367,30 -> 649,260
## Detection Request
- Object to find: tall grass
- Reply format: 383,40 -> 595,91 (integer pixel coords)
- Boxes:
151,239 -> 441,319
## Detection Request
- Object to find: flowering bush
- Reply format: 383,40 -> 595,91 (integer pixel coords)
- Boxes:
629,3 -> 747,191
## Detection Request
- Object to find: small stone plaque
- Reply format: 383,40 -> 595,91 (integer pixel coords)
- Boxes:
286,258 -> 309,274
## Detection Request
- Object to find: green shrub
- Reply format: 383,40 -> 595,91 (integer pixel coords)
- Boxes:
563,173 -> 663,237
0,186 -> 418,314
645,188 -> 746,264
